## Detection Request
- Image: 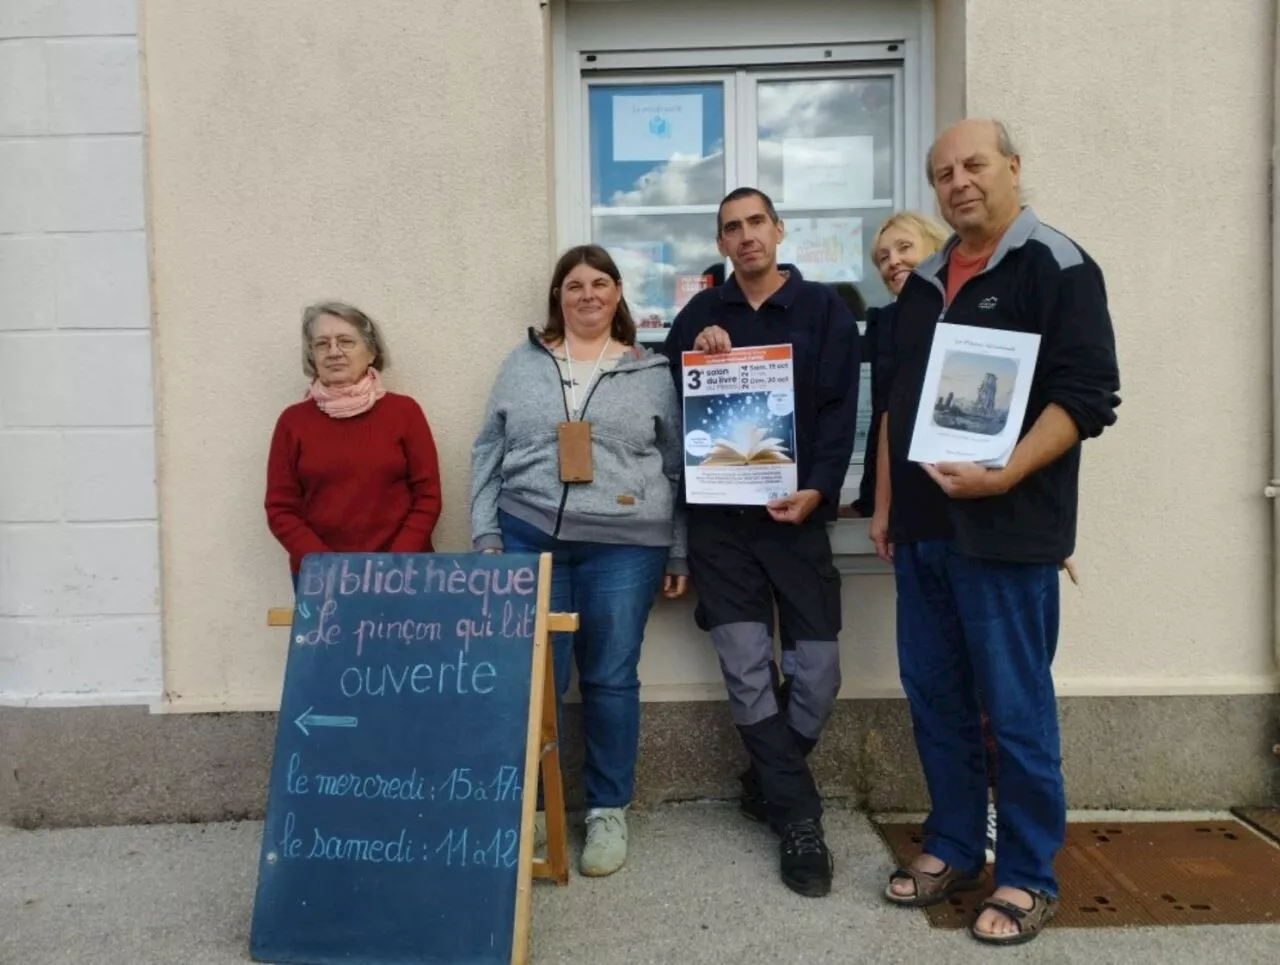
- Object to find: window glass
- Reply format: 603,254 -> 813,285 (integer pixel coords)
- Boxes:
758,77 -> 896,307
588,83 -> 727,333
588,83 -> 726,208
591,213 -> 722,335
582,64 -> 905,506
755,76 -> 896,485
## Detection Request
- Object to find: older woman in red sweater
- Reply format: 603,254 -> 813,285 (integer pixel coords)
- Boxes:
265,302 -> 441,586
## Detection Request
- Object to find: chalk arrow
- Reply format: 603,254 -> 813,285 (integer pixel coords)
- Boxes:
294,706 -> 358,737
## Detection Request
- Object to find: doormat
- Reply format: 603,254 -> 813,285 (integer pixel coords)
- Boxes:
1231,807 -> 1280,846
875,820 -> 1280,929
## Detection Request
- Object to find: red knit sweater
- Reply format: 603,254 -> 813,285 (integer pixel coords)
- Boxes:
265,392 -> 442,573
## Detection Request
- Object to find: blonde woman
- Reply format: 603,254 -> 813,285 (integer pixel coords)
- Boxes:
850,212 -> 949,517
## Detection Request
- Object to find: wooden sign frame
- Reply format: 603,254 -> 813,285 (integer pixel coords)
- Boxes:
264,551 -> 573,965
511,552 -> 573,963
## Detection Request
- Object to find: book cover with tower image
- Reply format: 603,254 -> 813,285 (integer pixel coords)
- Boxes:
909,323 -> 1042,468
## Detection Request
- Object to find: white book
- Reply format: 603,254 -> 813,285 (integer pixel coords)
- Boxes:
908,323 -> 1042,469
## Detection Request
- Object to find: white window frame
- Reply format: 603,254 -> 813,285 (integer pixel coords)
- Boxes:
736,64 -> 906,215
580,70 -> 739,242
554,1 -> 936,253
551,0 -> 937,559
567,59 -> 913,241
580,66 -> 905,301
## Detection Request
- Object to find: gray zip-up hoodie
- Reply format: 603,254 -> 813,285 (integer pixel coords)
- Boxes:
470,328 -> 687,574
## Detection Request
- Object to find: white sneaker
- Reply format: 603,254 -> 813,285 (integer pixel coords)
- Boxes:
985,799 -> 998,865
580,807 -> 627,877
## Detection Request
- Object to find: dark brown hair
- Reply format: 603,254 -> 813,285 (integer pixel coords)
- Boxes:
543,245 -> 636,346
716,187 -> 780,238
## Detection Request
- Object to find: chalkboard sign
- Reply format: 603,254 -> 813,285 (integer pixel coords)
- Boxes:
250,551 -> 558,965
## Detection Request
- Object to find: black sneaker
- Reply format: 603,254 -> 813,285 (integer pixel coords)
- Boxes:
779,818 -> 833,897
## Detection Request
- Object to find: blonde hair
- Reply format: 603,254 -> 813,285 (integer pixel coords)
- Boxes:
872,211 -> 951,260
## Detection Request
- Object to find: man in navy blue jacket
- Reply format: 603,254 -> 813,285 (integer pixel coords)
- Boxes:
876,120 -> 1120,946
661,188 -> 859,898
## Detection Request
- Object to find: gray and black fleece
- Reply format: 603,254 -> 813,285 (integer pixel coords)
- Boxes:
883,206 -> 1122,562
470,328 -> 687,574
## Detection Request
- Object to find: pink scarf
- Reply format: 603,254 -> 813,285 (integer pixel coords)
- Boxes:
306,368 -> 386,418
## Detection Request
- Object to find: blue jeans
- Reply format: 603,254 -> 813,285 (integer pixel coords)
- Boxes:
499,510 -> 667,809
893,539 -> 1063,896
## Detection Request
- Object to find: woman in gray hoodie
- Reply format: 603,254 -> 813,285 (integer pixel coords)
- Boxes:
470,245 -> 686,877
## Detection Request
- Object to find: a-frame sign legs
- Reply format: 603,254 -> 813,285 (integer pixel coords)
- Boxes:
531,610 -> 573,886
512,555 -> 574,965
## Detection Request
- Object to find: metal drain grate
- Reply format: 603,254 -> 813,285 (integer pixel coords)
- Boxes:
1231,807 -> 1280,846
875,820 -> 1280,929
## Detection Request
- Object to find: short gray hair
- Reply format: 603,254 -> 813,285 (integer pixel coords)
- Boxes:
925,118 -> 1018,186
300,301 -> 389,379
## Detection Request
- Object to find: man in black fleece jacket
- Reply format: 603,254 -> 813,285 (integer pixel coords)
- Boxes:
875,120 -> 1120,947
661,188 -> 859,899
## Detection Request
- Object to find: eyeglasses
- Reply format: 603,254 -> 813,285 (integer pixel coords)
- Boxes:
311,337 -> 360,354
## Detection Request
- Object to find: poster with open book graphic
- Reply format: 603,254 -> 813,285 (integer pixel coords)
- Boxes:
681,344 -> 798,505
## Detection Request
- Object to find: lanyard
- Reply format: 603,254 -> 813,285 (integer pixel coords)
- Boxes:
564,334 -> 611,419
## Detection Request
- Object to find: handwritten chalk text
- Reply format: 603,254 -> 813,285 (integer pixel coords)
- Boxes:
339,650 -> 497,698
299,558 -> 537,617
278,811 -> 414,864
353,617 -> 443,657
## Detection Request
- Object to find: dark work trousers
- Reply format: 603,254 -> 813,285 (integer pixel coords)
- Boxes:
687,507 -> 843,828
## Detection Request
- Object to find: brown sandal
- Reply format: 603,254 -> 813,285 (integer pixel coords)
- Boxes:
883,862 -> 984,908
969,891 -> 1059,946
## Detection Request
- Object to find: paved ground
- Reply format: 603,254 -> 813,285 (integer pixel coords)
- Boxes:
3,804 -> 1280,965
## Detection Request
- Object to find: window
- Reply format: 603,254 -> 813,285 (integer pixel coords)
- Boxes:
588,80 -> 729,335
582,63 -> 904,342
557,3 -> 932,512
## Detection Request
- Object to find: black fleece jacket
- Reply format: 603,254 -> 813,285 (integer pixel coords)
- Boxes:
883,207 -> 1121,562
661,265 -> 860,523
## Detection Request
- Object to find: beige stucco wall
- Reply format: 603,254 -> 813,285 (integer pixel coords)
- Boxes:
146,0 -> 1278,710
963,0 -> 1276,691
144,1 -> 553,707
933,0 -> 966,129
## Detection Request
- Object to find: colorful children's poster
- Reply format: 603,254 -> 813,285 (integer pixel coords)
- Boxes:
680,345 -> 798,505
778,217 -> 864,283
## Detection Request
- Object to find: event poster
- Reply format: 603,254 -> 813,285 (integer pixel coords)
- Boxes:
680,345 -> 798,505
674,273 -> 714,311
